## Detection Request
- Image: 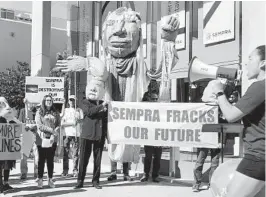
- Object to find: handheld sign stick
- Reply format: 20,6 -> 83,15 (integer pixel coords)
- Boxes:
74,71 -> 77,140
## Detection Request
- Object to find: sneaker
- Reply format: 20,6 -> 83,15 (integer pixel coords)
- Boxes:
152,177 -> 160,183
61,172 -> 68,177
140,175 -> 149,182
48,179 -> 55,188
107,174 -> 117,181
200,183 -> 210,190
37,179 -> 43,188
73,171 -> 78,177
124,175 -> 133,181
3,184 -> 13,191
20,174 -> 27,180
192,183 -> 200,192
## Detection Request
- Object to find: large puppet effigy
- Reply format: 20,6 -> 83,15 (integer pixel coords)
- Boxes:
54,7 -> 179,164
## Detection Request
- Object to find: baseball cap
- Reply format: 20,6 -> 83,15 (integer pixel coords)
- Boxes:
69,95 -> 76,100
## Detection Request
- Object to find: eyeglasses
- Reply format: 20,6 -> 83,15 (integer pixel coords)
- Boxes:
45,99 -> 52,102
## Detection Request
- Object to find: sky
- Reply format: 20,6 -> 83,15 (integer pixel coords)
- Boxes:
0,1 -> 78,20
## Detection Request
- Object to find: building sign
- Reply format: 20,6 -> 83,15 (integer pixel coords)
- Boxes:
25,77 -> 64,104
161,1 -> 186,50
203,1 -> 235,45
0,123 -> 22,160
108,102 -> 219,148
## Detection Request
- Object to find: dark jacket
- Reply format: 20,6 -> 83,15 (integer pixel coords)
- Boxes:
80,99 -> 108,141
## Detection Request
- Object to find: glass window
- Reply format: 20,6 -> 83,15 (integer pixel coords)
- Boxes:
6,10 -> 15,19
1,8 -> 7,18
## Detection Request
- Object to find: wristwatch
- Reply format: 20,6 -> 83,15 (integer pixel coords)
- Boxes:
216,92 -> 224,98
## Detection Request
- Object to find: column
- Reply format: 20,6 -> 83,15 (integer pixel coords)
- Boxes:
30,1 -> 51,77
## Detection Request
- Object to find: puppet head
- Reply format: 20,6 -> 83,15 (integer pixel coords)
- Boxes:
86,79 -> 105,100
86,57 -> 108,101
0,97 -> 18,122
102,7 -> 142,58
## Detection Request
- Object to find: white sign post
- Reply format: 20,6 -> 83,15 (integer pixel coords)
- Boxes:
25,77 -> 64,104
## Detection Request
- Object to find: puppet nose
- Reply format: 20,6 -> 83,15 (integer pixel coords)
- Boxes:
113,21 -> 126,36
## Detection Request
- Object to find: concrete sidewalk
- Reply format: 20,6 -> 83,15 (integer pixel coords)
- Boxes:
2,150 -> 239,197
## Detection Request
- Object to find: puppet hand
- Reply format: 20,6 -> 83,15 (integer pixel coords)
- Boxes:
161,14 -> 180,42
53,56 -> 87,72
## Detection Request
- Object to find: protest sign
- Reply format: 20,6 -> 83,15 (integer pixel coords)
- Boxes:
25,77 -> 64,104
0,123 -> 22,160
108,102 -> 219,148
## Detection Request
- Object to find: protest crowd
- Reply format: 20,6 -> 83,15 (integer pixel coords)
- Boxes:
0,6 -> 265,197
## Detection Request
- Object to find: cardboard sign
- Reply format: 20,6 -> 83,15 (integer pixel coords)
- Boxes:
0,123 -> 22,160
25,77 -> 64,104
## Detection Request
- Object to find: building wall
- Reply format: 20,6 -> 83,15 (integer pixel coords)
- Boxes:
0,18 -> 67,73
242,1 -> 266,94
191,2 -> 240,67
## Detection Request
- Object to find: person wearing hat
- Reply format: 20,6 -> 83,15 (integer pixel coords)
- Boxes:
60,95 -> 83,177
19,99 -> 41,180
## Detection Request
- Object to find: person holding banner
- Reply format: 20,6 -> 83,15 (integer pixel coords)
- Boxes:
140,92 -> 163,183
19,99 -> 40,180
74,80 -> 108,190
61,95 -> 83,177
35,95 -> 61,189
0,97 -> 21,193
203,45 -> 265,197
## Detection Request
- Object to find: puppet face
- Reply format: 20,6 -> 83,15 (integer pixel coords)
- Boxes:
86,80 -> 105,100
0,97 -> 14,118
104,7 -> 141,58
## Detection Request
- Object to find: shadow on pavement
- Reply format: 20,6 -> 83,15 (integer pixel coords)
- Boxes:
10,188 -> 87,197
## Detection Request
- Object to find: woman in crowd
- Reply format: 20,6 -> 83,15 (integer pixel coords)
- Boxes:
61,95 -> 83,177
205,45 -> 265,197
35,95 -> 60,188
0,97 -> 20,193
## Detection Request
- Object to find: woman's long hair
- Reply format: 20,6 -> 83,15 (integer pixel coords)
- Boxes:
39,95 -> 57,117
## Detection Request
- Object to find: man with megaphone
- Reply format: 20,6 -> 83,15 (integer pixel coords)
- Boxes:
200,45 -> 265,197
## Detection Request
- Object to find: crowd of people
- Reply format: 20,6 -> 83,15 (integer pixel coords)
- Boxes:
0,45 -> 265,197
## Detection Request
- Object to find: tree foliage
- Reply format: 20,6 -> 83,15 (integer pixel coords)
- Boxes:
0,61 -> 30,109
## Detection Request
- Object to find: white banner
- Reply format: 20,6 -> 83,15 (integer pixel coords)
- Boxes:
203,1 -> 235,45
108,102 -> 219,148
161,1 -> 186,50
25,77 -> 64,104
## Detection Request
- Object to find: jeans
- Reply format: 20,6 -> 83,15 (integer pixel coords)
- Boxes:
144,146 -> 162,178
193,148 -> 220,184
63,136 -> 80,173
37,143 -> 57,179
20,143 -> 39,176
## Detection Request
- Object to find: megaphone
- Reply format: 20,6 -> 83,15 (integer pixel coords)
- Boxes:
188,56 -> 242,84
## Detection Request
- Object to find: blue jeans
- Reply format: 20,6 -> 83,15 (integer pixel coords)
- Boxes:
193,148 -> 220,184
